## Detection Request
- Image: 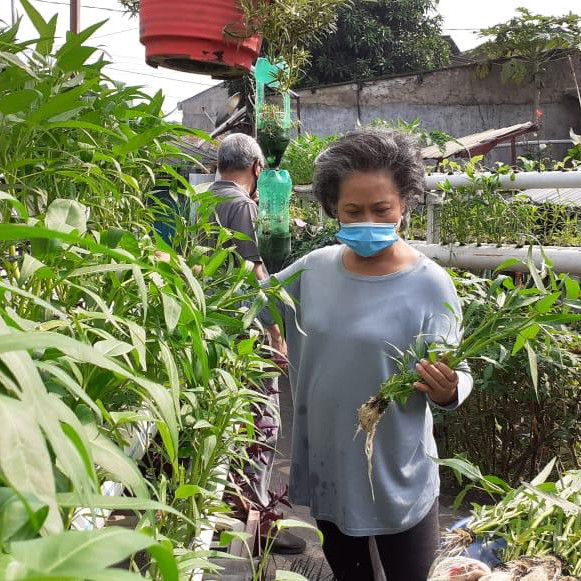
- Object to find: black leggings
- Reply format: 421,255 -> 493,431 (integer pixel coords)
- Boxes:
316,500 -> 439,581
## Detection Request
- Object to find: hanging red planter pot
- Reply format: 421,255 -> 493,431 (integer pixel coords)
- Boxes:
140,0 -> 263,79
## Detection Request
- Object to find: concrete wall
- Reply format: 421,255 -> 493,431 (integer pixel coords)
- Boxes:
294,54 -> 581,162
180,83 -> 229,133
179,55 -> 581,163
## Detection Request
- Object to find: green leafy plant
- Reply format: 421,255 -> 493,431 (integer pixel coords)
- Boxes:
371,117 -> 456,155
478,8 -> 581,120
435,272 -> 581,484
233,0 -> 350,91
281,133 -> 338,185
0,10 -> 297,579
356,252 -> 581,485
437,456 -> 581,576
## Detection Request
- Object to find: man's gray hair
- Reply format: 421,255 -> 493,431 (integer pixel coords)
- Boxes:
312,128 -> 425,218
217,133 -> 265,173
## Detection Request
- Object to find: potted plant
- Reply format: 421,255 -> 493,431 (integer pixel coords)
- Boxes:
139,0 -> 265,78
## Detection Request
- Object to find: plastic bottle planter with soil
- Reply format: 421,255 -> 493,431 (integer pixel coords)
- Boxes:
254,58 -> 292,169
257,169 -> 292,273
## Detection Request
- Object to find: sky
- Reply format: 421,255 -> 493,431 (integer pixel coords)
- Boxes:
1,0 -> 580,122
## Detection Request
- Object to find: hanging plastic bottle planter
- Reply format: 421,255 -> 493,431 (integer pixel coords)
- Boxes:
257,169 -> 293,272
139,0 -> 263,79
255,58 -> 292,168
254,58 -> 293,272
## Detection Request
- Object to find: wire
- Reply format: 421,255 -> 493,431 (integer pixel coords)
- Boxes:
32,0 -> 128,13
92,27 -> 138,39
105,66 -> 219,87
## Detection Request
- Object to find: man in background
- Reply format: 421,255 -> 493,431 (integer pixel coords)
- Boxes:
209,134 -> 306,555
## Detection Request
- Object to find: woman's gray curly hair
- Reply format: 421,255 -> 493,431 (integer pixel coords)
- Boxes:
312,128 -> 425,219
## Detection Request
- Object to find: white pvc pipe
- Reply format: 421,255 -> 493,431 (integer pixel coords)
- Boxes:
409,242 -> 581,274
426,171 -> 581,191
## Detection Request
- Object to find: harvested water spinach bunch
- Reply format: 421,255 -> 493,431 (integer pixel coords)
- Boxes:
357,252 -> 581,484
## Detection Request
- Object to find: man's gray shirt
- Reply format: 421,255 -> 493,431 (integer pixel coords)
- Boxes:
261,245 -> 472,536
209,180 -> 261,262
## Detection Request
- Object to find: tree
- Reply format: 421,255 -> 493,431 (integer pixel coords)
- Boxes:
297,0 -> 450,88
478,8 -> 581,121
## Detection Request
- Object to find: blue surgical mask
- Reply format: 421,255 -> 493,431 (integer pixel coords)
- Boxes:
336,222 -> 399,258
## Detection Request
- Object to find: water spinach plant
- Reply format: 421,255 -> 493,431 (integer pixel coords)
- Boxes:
437,456 -> 581,576
0,8 -> 293,579
357,252 -> 581,482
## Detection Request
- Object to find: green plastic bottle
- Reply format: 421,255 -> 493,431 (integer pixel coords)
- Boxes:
257,169 -> 292,272
254,58 -> 291,168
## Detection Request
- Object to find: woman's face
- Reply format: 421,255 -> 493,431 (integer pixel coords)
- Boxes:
336,170 -> 405,225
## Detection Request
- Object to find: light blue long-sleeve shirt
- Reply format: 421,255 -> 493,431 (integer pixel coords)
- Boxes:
262,244 -> 472,536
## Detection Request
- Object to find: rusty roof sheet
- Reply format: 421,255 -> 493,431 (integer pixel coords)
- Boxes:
422,122 -> 538,160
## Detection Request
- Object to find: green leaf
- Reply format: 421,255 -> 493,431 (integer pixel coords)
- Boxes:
82,420 -> 149,499
20,0 -> 57,55
35,361 -> 102,421
9,527 -> 157,576
19,253 -> 51,283
174,484 -> 207,499
521,483 -> 581,515
534,291 -> 561,314
275,518 -> 323,544
177,256 -> 206,315
242,293 -> 268,330
202,435 -> 217,471
564,277 -> 580,300
0,191 -> 29,219
0,488 -> 48,543
132,265 -> 148,321
45,198 -> 87,235
94,339 -> 135,357
148,544 -> 179,581
26,80 -> 95,125
0,330 -> 179,460
204,249 -> 229,278
0,395 -> 62,534
493,257 -> 523,273
112,125 -> 169,156
432,456 -> 484,483
0,89 -> 38,115
527,246 -> 546,293
57,493 -> 189,523
219,530 -> 252,546
531,458 -> 557,486
512,323 -> 540,355
159,341 -> 180,414
161,291 -> 181,334
0,51 -> 39,79
126,321 -> 147,371
524,341 -> 538,396
57,45 -> 98,71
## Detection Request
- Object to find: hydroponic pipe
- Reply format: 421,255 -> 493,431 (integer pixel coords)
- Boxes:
426,171 -> 581,191
408,242 -> 581,275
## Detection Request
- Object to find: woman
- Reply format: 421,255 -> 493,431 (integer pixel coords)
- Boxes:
263,129 -> 472,580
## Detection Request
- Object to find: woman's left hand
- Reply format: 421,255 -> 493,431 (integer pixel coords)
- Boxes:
413,360 -> 458,406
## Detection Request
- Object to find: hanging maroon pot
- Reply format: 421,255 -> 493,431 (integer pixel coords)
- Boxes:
140,0 -> 263,79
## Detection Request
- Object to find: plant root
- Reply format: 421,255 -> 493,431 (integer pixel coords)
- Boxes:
356,395 -> 389,500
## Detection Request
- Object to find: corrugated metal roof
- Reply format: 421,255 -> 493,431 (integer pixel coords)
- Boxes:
422,122 -> 538,160
519,188 -> 581,207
